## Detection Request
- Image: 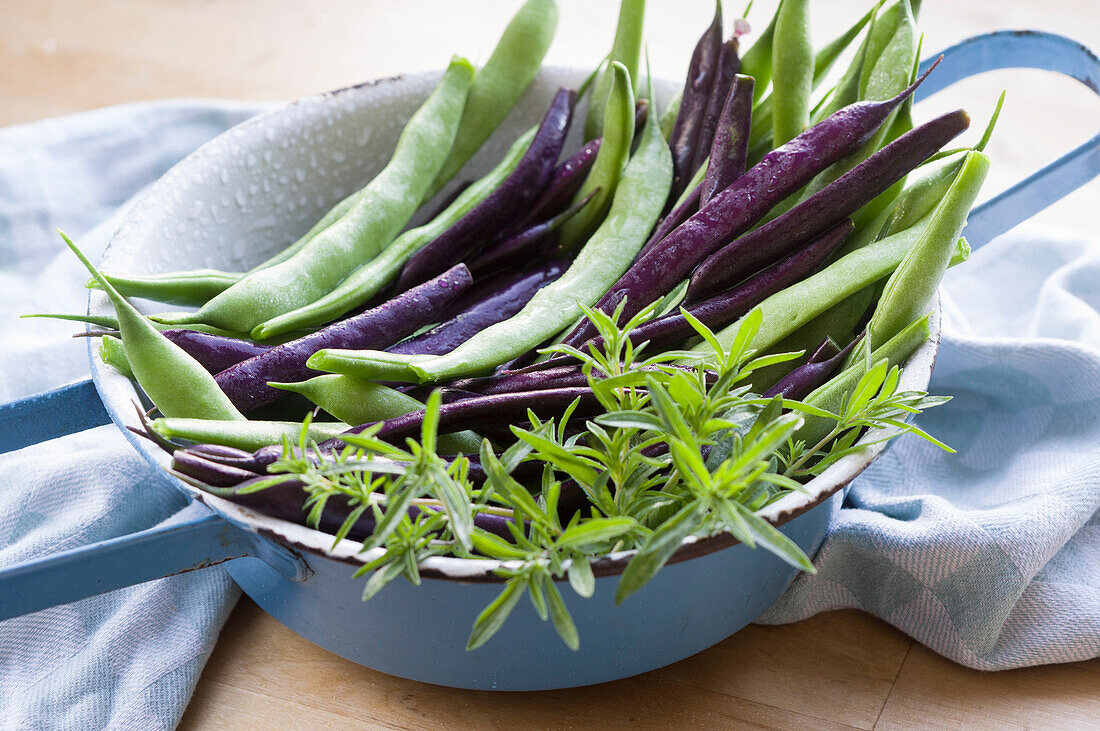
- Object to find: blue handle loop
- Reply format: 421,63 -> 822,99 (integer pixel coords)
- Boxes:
0,379 -> 311,618
0,501 -> 308,621
917,31 -> 1100,249
0,379 -> 110,454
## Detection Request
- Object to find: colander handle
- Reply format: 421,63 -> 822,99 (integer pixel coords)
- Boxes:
0,379 -> 110,454
0,500 -> 308,621
916,31 -> 1100,249
0,381 -> 309,620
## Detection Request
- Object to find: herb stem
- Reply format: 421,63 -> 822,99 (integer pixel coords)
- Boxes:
784,426 -> 843,476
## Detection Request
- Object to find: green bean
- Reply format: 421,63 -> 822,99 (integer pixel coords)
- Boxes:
859,0 -> 914,100
252,127 -> 536,339
659,89 -> 683,140
866,150 -> 989,351
748,1 -> 880,153
794,312 -> 932,446
328,72 -> 671,385
171,57 -> 475,333
270,374 -> 480,454
91,270 -> 241,307
745,288 -> 873,393
99,335 -> 133,379
306,351 -> 430,384
152,418 -> 349,451
560,61 -> 636,249
771,0 -> 812,146
23,313 -> 247,338
61,231 -> 245,421
429,0 -> 559,195
738,0 -> 778,104
93,186 -> 362,306
846,50 -> 919,233
770,0 -> 915,221
684,215 -> 967,361
839,1 -> 915,144
811,2 -> 885,123
585,0 -> 647,140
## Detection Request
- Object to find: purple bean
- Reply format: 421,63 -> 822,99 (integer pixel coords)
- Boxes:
214,265 -> 472,413
186,443 -> 257,460
563,60 -> 941,347
449,363 -> 589,396
807,337 -> 843,364
763,334 -> 862,401
618,219 -> 854,353
395,88 -> 576,290
513,138 -> 601,231
466,193 -> 594,278
686,108 -> 970,302
387,261 -> 566,356
700,74 -> 753,207
690,37 -> 741,177
172,450 -> 260,487
163,329 -> 270,373
172,440 -> 547,488
352,387 -> 601,444
87,329 -> 271,374
668,3 -> 724,201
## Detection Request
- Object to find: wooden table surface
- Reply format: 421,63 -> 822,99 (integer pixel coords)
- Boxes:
5,1 -> 1098,728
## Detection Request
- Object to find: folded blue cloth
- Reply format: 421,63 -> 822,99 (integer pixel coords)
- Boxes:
759,229 -> 1100,669
0,99 -> 1097,729
0,101 -> 269,730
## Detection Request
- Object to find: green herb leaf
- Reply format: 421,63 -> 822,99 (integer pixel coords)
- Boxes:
616,500 -> 704,603
545,577 -> 580,650
734,502 -> 816,572
557,517 -> 638,550
467,578 -> 526,651
568,558 -> 596,598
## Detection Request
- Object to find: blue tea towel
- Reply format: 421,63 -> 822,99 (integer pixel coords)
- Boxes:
0,101 -> 269,730
759,229 -> 1100,669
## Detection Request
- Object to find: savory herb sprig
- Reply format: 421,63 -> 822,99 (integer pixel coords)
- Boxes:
251,303 -> 951,650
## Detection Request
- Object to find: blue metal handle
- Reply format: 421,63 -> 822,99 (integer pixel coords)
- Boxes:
0,500 -> 308,621
917,31 -> 1100,249
0,378 -> 110,454
0,379 -> 310,619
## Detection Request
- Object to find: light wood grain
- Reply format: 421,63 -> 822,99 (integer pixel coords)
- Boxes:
6,1 -> 1098,728
652,611 -> 911,729
179,599 -> 1099,730
180,599 -> 873,731
4,0 -> 1098,234
876,644 -> 1100,730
